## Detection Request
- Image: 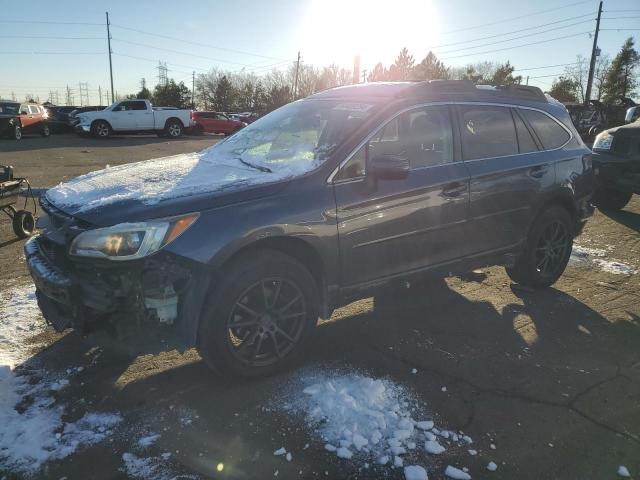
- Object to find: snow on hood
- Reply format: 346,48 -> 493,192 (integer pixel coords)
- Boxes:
46,146 -> 315,214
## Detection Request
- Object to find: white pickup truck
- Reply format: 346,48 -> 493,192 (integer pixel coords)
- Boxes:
74,99 -> 193,138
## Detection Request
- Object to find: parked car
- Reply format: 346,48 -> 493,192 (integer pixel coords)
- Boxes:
74,99 -> 193,138
26,81 -> 593,377
45,105 -> 78,132
591,118 -> 640,211
191,111 -> 246,135
625,106 -> 640,124
565,97 -> 637,142
0,100 -> 50,140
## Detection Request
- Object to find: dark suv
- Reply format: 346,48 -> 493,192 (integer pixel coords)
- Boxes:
25,81 -> 593,377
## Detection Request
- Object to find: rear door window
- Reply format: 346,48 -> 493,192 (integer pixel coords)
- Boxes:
458,106 -> 519,160
130,101 -> 147,111
28,105 -> 40,115
519,109 -> 570,150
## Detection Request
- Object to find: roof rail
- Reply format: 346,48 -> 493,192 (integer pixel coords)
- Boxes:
493,84 -> 547,102
400,80 -> 548,103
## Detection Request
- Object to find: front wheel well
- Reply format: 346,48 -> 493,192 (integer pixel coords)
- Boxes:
90,119 -> 111,130
217,237 -> 325,307
533,194 -> 578,235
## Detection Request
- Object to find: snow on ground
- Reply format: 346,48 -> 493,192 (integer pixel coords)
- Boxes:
570,245 -> 635,275
0,284 -> 122,474
276,369 -> 476,478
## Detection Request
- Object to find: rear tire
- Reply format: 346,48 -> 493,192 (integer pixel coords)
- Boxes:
593,188 -> 632,211
41,124 -> 50,137
197,249 -> 319,378
506,206 -> 573,289
12,210 -> 35,238
165,119 -> 183,138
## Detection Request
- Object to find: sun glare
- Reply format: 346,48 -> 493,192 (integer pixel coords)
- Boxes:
299,0 -> 438,72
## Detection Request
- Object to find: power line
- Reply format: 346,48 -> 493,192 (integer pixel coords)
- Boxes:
600,16 -> 640,20
0,19 -> 101,25
601,28 -> 640,31
0,51 -> 104,55
110,23 -> 290,62
514,62 -> 581,71
111,38 -> 292,68
433,19 -> 594,56
426,13 -> 593,50
0,35 -> 103,40
436,0 -> 592,35
439,31 -> 591,61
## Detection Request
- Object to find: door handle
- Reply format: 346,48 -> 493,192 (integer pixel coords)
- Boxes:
441,181 -> 467,198
529,164 -> 550,178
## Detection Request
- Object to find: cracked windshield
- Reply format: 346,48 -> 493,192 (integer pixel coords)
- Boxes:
0,0 -> 639,479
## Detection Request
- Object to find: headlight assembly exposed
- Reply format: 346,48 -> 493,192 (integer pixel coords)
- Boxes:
592,131 -> 613,150
69,213 -> 198,261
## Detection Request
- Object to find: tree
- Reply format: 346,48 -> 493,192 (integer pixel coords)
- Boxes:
368,62 -> 387,82
387,48 -> 415,81
214,75 -> 236,111
593,54 -> 611,101
564,55 -> 589,102
136,86 -> 152,100
489,61 -> 522,85
548,76 -> 579,102
413,51 -> 449,81
600,37 -> 639,104
152,79 -> 191,108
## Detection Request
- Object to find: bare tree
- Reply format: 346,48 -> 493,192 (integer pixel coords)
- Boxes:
564,55 -> 589,103
593,54 -> 611,101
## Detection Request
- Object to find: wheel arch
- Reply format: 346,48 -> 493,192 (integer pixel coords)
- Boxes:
90,118 -> 112,130
164,117 -> 184,129
531,188 -> 578,234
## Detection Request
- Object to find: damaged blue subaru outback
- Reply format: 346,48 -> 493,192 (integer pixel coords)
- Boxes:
26,81 -> 594,377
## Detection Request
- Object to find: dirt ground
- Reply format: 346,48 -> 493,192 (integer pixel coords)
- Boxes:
0,134 -> 639,479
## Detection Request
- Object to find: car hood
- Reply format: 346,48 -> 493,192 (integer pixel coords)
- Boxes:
45,151 -> 295,226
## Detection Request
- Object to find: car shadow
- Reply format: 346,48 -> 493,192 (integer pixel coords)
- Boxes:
14,276 -> 640,479
601,207 -> 640,233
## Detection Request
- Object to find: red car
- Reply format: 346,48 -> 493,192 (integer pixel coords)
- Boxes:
191,111 -> 246,135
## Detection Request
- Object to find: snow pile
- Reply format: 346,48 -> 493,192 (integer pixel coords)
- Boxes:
0,285 -> 44,369
445,465 -> 471,479
570,245 -> 634,275
279,370 -> 475,477
0,284 -> 121,473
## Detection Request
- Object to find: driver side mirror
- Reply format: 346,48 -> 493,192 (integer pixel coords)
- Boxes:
370,154 -> 410,180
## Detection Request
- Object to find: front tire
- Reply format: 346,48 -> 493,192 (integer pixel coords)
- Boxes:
12,210 -> 35,238
92,121 -> 111,138
41,124 -> 50,137
593,188 -> 632,211
506,206 -> 573,289
197,250 -> 319,377
13,125 -> 22,140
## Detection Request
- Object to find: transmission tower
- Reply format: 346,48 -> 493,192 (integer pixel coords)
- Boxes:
157,62 -> 169,87
49,90 -> 60,105
65,85 -> 75,106
78,82 -> 89,106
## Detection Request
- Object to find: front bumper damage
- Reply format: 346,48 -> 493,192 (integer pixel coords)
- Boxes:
25,234 -> 209,350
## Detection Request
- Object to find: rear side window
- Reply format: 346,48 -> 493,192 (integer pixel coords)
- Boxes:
459,106 -> 518,160
520,109 -> 570,150
28,105 -> 40,114
512,110 -> 538,153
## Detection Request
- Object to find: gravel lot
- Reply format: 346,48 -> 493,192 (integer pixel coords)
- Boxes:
0,134 -> 639,479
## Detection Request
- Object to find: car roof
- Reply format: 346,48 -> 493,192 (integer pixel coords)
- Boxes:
310,80 -> 550,107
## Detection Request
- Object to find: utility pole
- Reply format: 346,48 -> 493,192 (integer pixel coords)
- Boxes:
293,51 -> 301,100
191,71 -> 195,108
106,12 -> 115,104
526,76 -> 529,85
98,85 -> 102,105
584,1 -> 603,105
361,69 -> 368,83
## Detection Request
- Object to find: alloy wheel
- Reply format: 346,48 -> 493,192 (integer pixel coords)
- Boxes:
97,123 -> 109,137
534,220 -> 569,277
226,277 -> 306,368
168,123 -> 181,137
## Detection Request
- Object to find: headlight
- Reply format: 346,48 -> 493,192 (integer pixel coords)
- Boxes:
69,213 -> 198,261
593,131 -> 613,150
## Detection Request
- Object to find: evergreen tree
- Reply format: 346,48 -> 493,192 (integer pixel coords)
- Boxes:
601,37 -> 639,104
548,77 -> 579,103
489,61 -> 522,85
152,80 -> 191,108
413,51 -> 449,80
387,48 -> 415,81
214,75 -> 236,111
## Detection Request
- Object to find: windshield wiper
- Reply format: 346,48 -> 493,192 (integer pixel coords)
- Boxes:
236,157 -> 272,173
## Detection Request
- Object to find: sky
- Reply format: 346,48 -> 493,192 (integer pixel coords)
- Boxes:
0,0 -> 638,105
